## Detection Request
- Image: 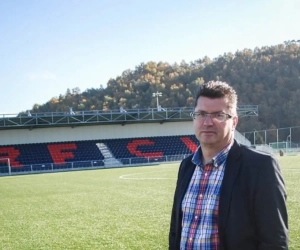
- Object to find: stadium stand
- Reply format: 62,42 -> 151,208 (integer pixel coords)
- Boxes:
0,107 -> 254,175
0,135 -> 201,174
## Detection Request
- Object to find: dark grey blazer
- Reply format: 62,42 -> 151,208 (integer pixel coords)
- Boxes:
169,140 -> 288,250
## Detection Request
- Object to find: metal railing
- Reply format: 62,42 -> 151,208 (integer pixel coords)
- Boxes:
0,154 -> 189,176
0,106 -> 258,129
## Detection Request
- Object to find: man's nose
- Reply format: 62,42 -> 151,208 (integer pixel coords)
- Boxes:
203,114 -> 214,125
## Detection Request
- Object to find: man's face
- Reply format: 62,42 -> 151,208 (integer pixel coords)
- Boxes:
194,96 -> 238,150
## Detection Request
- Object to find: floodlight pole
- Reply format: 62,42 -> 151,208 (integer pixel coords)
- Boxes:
152,91 -> 162,110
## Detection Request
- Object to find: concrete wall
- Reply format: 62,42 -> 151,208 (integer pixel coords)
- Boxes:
0,121 -> 251,146
0,121 -> 194,145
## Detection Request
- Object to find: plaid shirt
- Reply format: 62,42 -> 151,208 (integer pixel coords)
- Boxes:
180,142 -> 233,250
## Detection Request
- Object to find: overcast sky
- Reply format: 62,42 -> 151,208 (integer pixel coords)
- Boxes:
0,0 -> 299,114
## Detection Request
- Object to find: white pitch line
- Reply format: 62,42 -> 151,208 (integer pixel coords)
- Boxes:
120,177 -> 176,180
119,169 -> 176,180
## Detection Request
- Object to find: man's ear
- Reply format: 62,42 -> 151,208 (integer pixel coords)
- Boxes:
233,116 -> 238,129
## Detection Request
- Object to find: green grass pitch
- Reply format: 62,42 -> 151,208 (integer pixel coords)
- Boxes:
0,156 -> 299,250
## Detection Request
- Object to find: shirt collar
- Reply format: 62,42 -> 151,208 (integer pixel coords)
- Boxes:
192,140 -> 234,168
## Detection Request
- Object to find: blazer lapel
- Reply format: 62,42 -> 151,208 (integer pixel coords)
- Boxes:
218,141 -> 242,238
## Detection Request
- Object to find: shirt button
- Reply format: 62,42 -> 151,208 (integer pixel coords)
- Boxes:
205,172 -> 208,177
199,194 -> 203,198
195,216 -> 198,219
189,237 -> 192,241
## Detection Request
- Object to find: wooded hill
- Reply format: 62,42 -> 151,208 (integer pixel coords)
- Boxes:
28,41 -> 300,137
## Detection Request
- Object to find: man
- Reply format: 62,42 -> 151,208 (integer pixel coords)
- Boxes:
169,81 -> 288,250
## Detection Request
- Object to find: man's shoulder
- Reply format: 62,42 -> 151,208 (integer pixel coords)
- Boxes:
238,143 -> 274,159
182,153 -> 194,163
235,142 -> 279,171
178,154 -> 195,172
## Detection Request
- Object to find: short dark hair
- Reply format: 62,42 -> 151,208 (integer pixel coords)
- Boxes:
194,81 -> 238,115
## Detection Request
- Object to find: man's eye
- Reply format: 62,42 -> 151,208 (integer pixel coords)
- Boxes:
216,113 -> 225,118
195,113 -> 206,118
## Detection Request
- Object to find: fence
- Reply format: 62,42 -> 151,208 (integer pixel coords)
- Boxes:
243,126 -> 300,148
0,154 -> 190,176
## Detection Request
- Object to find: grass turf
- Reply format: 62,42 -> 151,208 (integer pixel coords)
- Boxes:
0,156 -> 299,250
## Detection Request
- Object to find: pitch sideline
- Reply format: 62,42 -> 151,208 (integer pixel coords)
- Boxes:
119,167 -> 177,180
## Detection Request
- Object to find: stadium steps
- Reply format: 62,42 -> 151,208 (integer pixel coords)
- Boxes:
96,143 -> 123,167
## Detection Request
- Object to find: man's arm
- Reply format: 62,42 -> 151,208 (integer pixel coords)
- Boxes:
254,156 -> 288,249
169,162 -> 183,250
169,192 -> 177,250
169,158 -> 187,250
